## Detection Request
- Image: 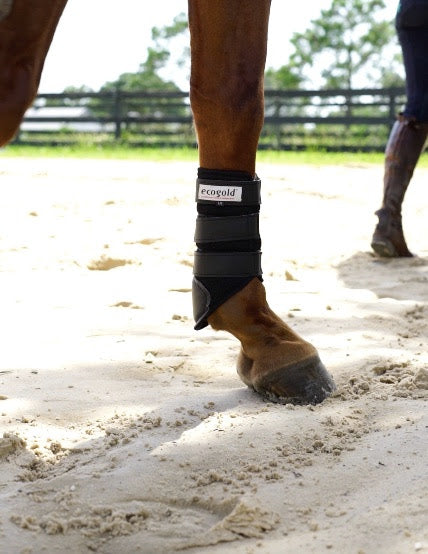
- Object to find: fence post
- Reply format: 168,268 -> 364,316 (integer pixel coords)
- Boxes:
114,86 -> 122,140
274,97 -> 281,149
389,91 -> 396,121
11,129 -> 21,145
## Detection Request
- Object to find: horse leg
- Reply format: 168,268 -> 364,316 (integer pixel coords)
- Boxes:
188,0 -> 335,404
0,0 -> 67,146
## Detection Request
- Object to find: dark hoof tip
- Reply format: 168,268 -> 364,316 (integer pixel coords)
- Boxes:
371,238 -> 413,258
253,356 -> 336,406
371,239 -> 397,258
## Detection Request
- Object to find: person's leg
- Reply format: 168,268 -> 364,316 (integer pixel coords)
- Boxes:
188,0 -> 335,404
372,6 -> 428,257
0,0 -> 67,146
371,115 -> 428,257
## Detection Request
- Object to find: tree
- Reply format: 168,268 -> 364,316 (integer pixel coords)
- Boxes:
287,0 -> 398,90
81,13 -> 191,142
97,15 -> 188,96
89,13 -> 189,121
264,65 -> 303,90
150,12 -> 189,76
378,49 -> 405,88
44,85 -> 94,107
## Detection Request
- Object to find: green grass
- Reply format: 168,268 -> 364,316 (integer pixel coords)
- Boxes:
257,150 -> 385,166
2,143 -> 428,167
0,144 -> 199,161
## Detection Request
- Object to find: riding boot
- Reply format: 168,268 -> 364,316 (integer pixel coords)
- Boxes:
371,116 -> 428,257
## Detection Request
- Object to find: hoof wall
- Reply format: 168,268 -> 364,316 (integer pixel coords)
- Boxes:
252,356 -> 336,405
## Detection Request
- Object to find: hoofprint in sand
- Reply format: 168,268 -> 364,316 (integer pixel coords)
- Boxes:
0,157 -> 426,554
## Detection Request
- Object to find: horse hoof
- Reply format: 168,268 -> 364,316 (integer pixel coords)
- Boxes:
250,356 -> 336,405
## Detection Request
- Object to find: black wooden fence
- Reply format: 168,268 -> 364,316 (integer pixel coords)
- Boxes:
15,87 -> 407,152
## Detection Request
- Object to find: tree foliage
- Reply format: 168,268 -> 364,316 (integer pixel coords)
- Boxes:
89,13 -> 189,119
264,65 -> 303,90
286,0 -> 399,89
97,12 -> 188,95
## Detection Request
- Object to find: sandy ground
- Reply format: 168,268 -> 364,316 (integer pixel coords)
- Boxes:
0,156 -> 426,554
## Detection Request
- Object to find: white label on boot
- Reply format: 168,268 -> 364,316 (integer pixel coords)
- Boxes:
198,184 -> 242,202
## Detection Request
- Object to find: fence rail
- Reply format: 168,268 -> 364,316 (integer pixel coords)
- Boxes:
15,87 -> 407,152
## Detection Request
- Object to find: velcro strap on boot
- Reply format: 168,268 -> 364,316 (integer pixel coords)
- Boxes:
194,251 -> 262,278
194,213 -> 259,244
193,175 -> 263,330
196,177 -> 261,206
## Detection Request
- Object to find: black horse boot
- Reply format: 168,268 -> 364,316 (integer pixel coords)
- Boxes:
371,115 -> 428,257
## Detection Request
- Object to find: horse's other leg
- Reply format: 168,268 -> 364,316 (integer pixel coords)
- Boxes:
0,0 -> 67,146
188,0 -> 335,405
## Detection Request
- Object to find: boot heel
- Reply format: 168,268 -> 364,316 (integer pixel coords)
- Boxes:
371,238 -> 397,257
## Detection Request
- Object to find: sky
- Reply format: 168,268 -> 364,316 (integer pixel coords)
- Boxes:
39,0 -> 397,93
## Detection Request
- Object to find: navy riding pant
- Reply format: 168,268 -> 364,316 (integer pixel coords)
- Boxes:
396,0 -> 428,121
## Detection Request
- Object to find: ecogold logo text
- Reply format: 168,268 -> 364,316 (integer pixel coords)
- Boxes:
198,184 -> 242,202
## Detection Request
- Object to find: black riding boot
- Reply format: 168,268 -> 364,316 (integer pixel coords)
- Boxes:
371,115 -> 428,257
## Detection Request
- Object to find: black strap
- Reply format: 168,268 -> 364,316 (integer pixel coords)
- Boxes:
193,251 -> 262,277
194,213 -> 259,243
195,178 -> 261,206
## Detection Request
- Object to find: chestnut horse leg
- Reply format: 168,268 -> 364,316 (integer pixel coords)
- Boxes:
188,0 -> 335,404
0,0 -> 67,146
